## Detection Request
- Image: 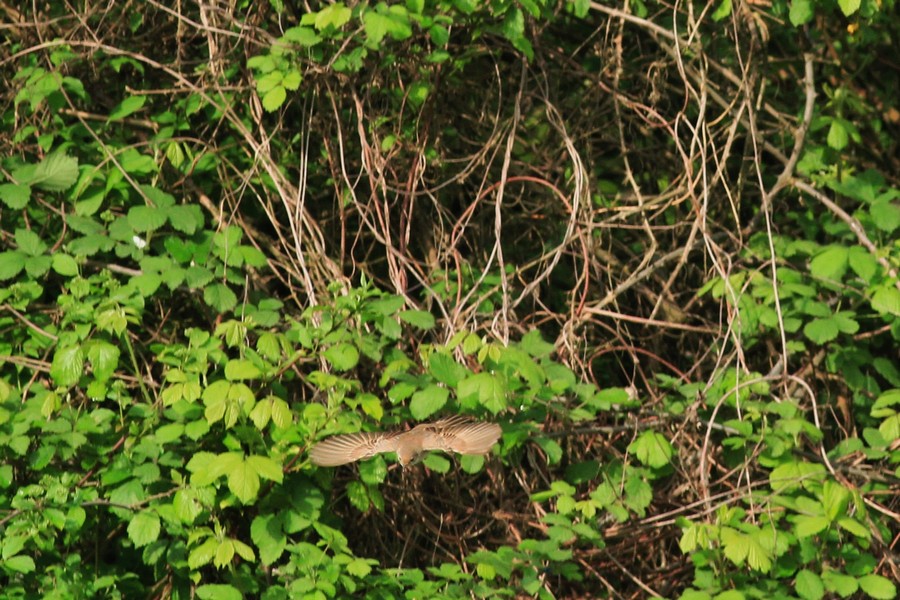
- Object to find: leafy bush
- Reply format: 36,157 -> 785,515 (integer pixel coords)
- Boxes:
1,1 -> 898,598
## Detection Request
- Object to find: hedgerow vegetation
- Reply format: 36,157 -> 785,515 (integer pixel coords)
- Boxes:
1,0 -> 898,598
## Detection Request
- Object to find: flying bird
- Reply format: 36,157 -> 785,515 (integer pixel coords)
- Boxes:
309,415 -> 502,467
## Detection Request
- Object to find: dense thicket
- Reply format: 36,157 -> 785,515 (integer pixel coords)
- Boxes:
1,1 -> 898,598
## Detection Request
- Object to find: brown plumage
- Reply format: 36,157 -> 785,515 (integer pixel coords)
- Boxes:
309,416 -> 502,467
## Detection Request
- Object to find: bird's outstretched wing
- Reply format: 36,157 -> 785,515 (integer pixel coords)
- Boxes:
422,416 -> 502,455
309,431 -> 400,466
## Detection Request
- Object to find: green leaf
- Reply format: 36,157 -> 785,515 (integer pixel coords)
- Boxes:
871,285 -> 900,317
810,245 -> 848,281
323,343 -> 359,371
188,538 -> 217,569
848,246 -> 877,282
282,26 -> 322,46
204,283 -> 238,313
128,205 -> 168,232
422,453 -> 450,473
31,152 -> 79,191
25,254 -> 51,278
0,251 -> 27,280
251,514 -> 287,566
789,0 -> 814,26
0,183 -> 31,209
827,119 -> 849,150
247,455 -> 284,483
347,480 -> 370,511
16,227 -> 46,255
500,7 -> 533,60
429,352 -> 467,386
804,317 -> 839,344
628,430 -> 673,468
822,570 -> 858,596
410,384 -> 449,420
347,557 -> 373,578
228,457 -> 261,503
870,200 -> 900,233
86,340 -> 120,381
127,511 -> 161,547
836,516 -> 871,539
711,0 -> 732,21
166,141 -> 185,168
314,2 -> 352,31
857,574 -> 896,600
794,515 -> 829,538
224,359 -> 262,381
460,454 -> 485,473
108,94 -> 146,120
363,8 -> 412,44
51,253 -> 79,276
51,345 -> 85,387
458,372 -> 506,414
837,0 -> 861,16
166,204 -> 203,234
3,555 -> 36,573
262,85 -> 287,112
398,309 -> 435,330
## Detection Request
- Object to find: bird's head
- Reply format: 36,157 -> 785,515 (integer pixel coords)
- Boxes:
396,445 -> 423,467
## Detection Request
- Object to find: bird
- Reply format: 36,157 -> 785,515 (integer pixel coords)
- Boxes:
309,415 -> 502,467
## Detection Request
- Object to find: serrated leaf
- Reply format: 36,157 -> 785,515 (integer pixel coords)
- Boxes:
167,204 -> 202,234
628,430 -> 673,468
871,285 -> 900,317
127,205 -> 167,232
214,539 -> 235,568
795,568 -> 824,600
827,120 -> 849,150
52,253 -> 79,276
204,283 -> 237,313
803,317 -> 839,344
86,340 -> 120,381
16,227 -> 46,255
108,95 -> 146,120
857,574 -> 896,600
224,359 -> 262,381
3,555 -> 36,573
251,514 -> 287,565
227,458 -> 261,503
409,384 -> 449,420
398,309 -> 435,330
347,480 -> 370,511
457,372 -> 506,414
422,453 -> 450,473
794,515 -> 829,538
870,200 -> 900,233
127,511 -> 161,547
262,86 -> 287,112
323,343 -> 359,371
32,152 -> 78,192
247,455 -> 283,483
848,246 -> 877,282
0,251 -> 27,280
0,183 -> 31,209
837,0 -> 861,16
711,0 -> 732,21
50,345 -> 84,387
810,245 -> 848,281
314,2 -> 351,31
282,26 -> 321,46
789,0 -> 814,26
429,352 -> 466,386
270,397 -> 293,428
188,538 -> 217,569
